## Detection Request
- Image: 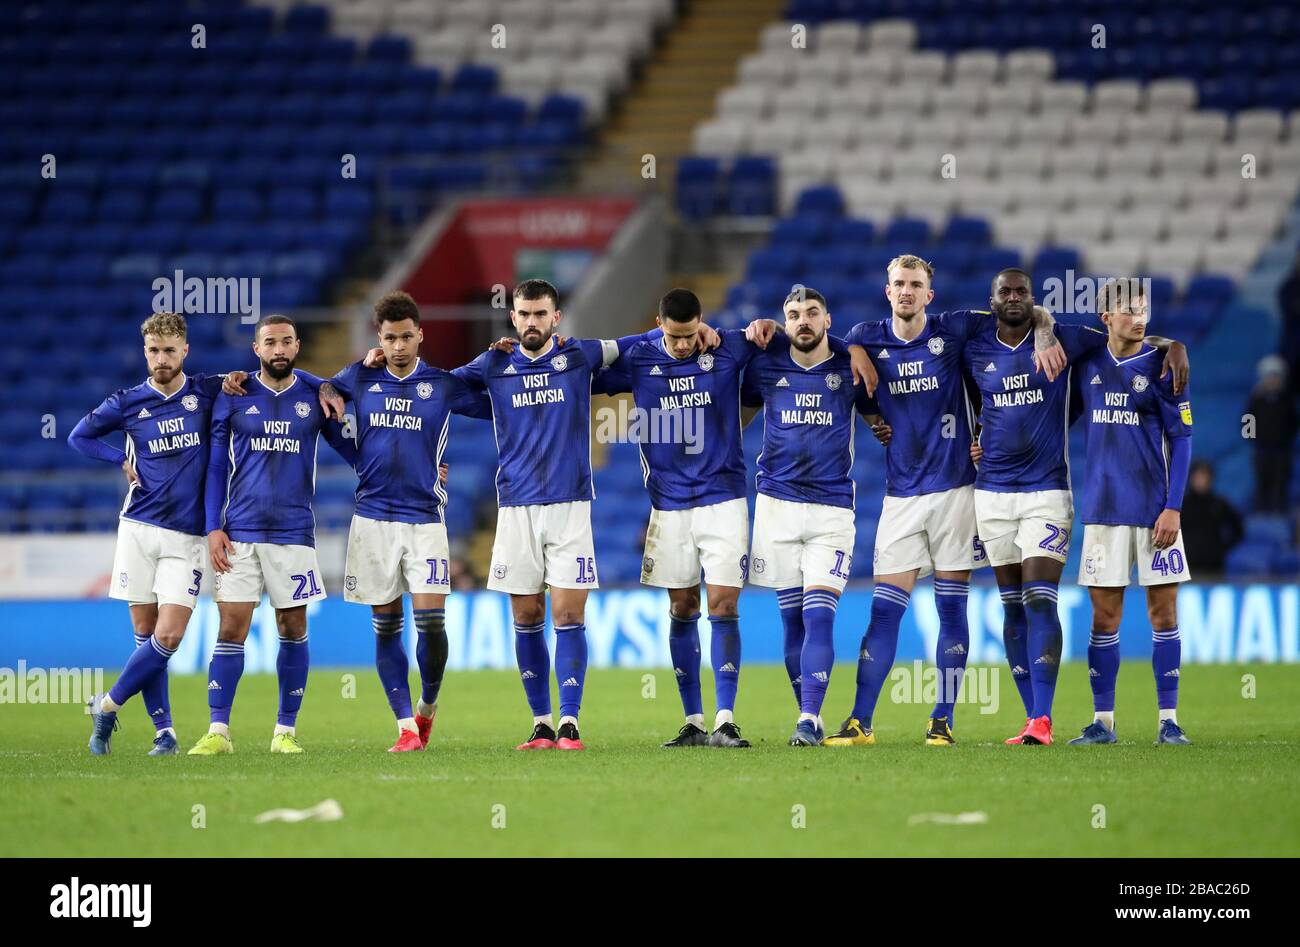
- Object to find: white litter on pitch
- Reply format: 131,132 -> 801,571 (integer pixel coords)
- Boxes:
254,799 -> 344,824
907,811 -> 989,826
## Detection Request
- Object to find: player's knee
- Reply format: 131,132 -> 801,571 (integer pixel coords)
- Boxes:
668,590 -> 700,619
275,611 -> 307,639
708,597 -> 739,620
552,606 -> 584,627
153,627 -> 185,650
1147,601 -> 1178,630
1091,610 -> 1121,633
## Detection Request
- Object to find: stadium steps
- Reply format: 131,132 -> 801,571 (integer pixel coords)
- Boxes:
578,0 -> 784,190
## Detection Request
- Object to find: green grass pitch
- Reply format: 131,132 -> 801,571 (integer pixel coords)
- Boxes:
2,662 -> 1296,857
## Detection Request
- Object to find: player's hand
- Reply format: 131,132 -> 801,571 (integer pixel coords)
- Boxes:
318,382 -> 345,420
362,347 -> 385,368
870,419 -> 892,446
697,323 -> 721,350
121,460 -> 139,486
1032,342 -> 1067,382
745,318 -> 778,348
221,371 -> 249,396
208,529 -> 235,574
439,463 -> 448,485
1160,341 -> 1189,395
970,440 -> 984,463
488,337 -> 518,353
1152,508 -> 1181,550
847,345 -> 878,396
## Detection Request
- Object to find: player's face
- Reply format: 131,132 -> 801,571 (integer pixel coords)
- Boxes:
657,315 -> 699,359
784,300 -> 830,353
511,297 -> 559,353
885,266 -> 934,320
1102,297 -> 1149,344
378,318 -> 422,368
990,273 -> 1034,327
143,333 -> 187,384
255,325 -> 299,379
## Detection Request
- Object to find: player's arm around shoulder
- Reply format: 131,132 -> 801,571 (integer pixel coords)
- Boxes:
1144,335 -> 1190,395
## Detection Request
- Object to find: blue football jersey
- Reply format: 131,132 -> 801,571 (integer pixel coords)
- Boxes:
844,311 -> 987,498
205,371 -> 356,547
1074,344 -> 1193,526
68,372 -> 225,535
594,329 -> 757,511
741,338 -> 876,510
963,322 -> 1108,492
329,358 -> 491,525
453,337 -> 627,508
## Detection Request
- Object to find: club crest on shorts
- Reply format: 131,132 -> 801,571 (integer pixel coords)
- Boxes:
182,394 -> 198,411
551,354 -> 568,372
416,382 -> 432,400
294,401 -> 311,418
697,352 -> 714,371
928,337 -> 945,355
641,556 -> 654,574
1084,544 -> 1107,576
345,575 -> 357,591
118,571 -> 127,588
1131,375 -> 1149,392
753,557 -> 765,574
492,563 -> 508,579
825,372 -> 842,390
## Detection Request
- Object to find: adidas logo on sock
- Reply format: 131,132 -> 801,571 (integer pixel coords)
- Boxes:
1164,668 -> 1180,677
860,649 -> 872,661
561,676 -> 580,687
1090,374 -> 1103,385
1088,667 -> 1100,677
1012,665 -> 1028,675
503,363 -> 517,374
944,643 -> 967,655
1034,654 -> 1056,665
792,675 -> 802,684
152,707 -> 165,715
718,662 -> 737,673
289,688 -> 305,697
983,362 -> 996,372
520,670 -> 536,679
776,377 -> 789,387
245,405 -> 260,414
368,383 -> 382,392
812,671 -> 829,683
207,680 -> 221,690
673,667 -> 685,678
650,365 -> 662,375
137,407 -> 151,418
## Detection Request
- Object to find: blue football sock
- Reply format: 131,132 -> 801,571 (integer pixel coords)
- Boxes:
777,587 -> 805,705
999,585 -> 1033,717
668,611 -> 703,718
852,583 -> 910,726
276,634 -> 310,728
134,633 -> 173,732
413,608 -> 448,707
554,622 -> 588,720
799,589 -> 838,716
373,613 -> 411,721
1087,631 -> 1120,713
1023,581 -> 1063,720
109,635 -> 174,710
207,640 -> 245,726
710,615 -> 741,714
1153,626 -> 1181,712
932,578 -> 970,726
514,621 -> 551,717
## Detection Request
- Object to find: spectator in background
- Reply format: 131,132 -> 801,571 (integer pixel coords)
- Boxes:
1182,460 -> 1244,576
1246,355 -> 1298,512
1279,249 -> 1300,401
